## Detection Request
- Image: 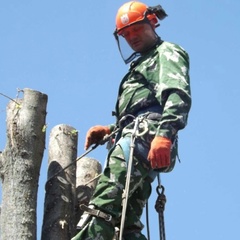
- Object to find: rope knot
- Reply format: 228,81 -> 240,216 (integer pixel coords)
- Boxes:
155,185 -> 166,212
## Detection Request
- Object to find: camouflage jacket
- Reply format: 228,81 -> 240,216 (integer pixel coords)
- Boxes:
110,40 -> 191,140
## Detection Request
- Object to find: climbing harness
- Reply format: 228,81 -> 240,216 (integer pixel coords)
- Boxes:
155,174 -> 167,240
47,111 -> 166,240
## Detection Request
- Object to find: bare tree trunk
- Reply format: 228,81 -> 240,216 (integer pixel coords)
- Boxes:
75,157 -> 102,227
0,88 -> 47,240
41,124 -> 78,240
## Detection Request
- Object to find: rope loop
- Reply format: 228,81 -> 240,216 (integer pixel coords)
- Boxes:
155,182 -> 167,240
155,185 -> 167,212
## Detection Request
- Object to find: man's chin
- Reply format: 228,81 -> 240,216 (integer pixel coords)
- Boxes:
132,44 -> 143,52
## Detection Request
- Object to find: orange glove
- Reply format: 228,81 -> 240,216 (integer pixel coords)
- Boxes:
147,136 -> 172,169
84,125 -> 110,150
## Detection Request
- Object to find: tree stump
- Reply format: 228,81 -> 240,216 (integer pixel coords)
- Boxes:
75,157 -> 102,226
41,124 -> 78,240
0,88 -> 47,240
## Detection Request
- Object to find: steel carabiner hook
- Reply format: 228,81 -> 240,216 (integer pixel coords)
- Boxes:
136,118 -> 148,136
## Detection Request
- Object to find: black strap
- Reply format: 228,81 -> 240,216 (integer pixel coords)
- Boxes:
147,5 -> 168,20
80,204 -> 115,226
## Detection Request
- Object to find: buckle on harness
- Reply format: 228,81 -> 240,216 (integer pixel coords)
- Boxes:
95,209 -> 112,222
105,214 -> 112,222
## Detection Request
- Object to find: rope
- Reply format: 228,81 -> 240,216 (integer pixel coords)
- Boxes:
155,174 -> 167,240
119,117 -> 140,240
47,127 -> 120,182
146,201 -> 151,240
47,143 -> 99,182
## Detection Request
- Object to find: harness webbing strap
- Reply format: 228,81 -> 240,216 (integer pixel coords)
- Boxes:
80,204 -> 115,226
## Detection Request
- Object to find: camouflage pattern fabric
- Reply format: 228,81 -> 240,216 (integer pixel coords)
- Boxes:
112,40 -> 191,141
72,41 -> 191,240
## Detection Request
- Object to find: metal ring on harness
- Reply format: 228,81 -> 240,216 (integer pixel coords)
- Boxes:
118,114 -> 149,137
136,118 -> 148,136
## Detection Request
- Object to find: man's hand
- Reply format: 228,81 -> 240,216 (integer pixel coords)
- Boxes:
147,136 -> 172,169
84,125 -> 110,150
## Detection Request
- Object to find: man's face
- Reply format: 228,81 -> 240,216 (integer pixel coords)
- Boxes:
120,22 -> 157,53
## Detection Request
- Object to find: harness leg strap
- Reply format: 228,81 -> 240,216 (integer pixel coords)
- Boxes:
77,204 -> 115,229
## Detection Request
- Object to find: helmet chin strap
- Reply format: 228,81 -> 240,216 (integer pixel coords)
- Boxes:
114,23 -> 161,64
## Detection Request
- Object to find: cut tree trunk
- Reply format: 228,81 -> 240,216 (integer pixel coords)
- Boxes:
75,157 -> 102,227
41,124 -> 78,240
0,88 -> 47,240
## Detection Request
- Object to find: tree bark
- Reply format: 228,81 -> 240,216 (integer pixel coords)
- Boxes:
41,124 -> 78,240
0,88 -> 47,240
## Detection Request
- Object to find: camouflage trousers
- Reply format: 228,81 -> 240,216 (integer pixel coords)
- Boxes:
72,117 -> 177,240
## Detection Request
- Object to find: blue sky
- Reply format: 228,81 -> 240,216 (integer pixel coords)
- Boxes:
1,0 -> 240,239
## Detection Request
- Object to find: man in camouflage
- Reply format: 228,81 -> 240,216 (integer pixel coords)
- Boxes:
72,1 -> 191,240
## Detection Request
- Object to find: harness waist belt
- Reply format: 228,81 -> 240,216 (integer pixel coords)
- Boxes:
135,105 -> 163,117
118,105 -> 162,128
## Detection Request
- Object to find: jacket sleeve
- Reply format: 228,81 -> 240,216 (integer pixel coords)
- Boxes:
155,42 -> 192,140
108,123 -> 116,133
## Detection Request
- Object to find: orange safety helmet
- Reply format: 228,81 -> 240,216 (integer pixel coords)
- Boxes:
115,1 -> 158,34
114,1 -> 167,63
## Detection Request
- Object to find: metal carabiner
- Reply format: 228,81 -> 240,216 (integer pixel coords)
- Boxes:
136,118 -> 148,136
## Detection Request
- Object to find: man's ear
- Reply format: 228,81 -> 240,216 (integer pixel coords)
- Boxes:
150,18 -> 158,29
